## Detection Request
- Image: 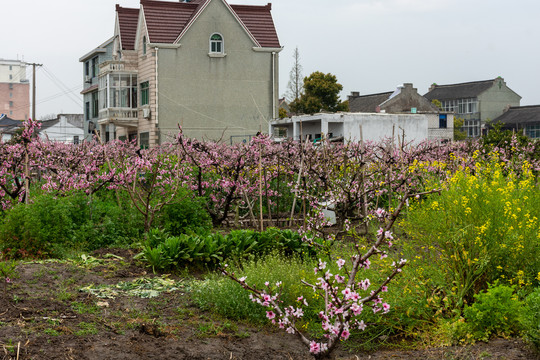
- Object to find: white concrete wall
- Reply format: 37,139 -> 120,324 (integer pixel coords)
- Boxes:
39,115 -> 84,144
271,113 -> 429,145
343,113 -> 427,144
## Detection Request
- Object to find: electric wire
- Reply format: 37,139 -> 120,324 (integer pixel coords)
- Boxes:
41,66 -> 82,107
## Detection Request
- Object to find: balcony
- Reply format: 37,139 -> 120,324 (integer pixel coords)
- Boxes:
99,60 -> 137,76
98,108 -> 138,128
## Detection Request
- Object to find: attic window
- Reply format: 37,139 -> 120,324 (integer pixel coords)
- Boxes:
143,36 -> 147,55
210,33 -> 223,54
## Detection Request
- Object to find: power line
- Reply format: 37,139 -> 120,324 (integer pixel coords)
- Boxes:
9,84 -> 83,112
41,66 -> 82,107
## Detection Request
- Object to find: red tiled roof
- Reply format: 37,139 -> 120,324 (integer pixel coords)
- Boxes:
141,0 -> 202,44
138,0 -> 280,48
230,4 -> 280,48
116,5 -> 140,50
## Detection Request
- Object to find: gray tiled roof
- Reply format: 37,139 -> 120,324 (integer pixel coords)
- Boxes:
492,105 -> 540,125
424,79 -> 495,101
0,115 -> 22,127
349,92 -> 393,112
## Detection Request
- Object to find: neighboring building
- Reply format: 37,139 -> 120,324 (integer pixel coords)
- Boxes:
491,105 -> 540,139
38,114 -> 85,144
348,83 -> 454,142
279,97 -> 290,115
424,77 -> 521,138
270,112 -> 430,145
0,59 -> 30,120
81,0 -> 281,147
0,114 -> 23,142
79,38 -> 115,142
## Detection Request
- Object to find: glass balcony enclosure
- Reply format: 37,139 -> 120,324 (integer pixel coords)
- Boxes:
97,61 -> 138,128
99,74 -> 137,110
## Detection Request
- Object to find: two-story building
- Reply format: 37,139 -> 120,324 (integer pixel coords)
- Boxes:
81,0 -> 281,147
424,78 -> 521,138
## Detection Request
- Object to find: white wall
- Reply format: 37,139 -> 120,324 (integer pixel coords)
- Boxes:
39,115 -> 84,144
271,112 -> 429,145
343,113 -> 427,144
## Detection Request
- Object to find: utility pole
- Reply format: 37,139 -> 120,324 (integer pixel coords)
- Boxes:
23,62 -> 42,204
28,63 -> 43,120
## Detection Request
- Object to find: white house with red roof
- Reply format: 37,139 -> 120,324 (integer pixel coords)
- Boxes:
81,0 -> 281,146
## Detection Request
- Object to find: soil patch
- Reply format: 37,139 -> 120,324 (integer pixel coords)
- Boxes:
0,250 -> 537,360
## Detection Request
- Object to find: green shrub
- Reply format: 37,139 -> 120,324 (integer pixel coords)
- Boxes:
521,287 -> 540,349
0,191 -> 144,259
73,192 -> 144,250
157,191 -> 212,236
462,282 -> 524,342
0,193 -> 80,258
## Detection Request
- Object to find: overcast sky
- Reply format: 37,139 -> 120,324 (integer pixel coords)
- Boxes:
3,0 -> 540,119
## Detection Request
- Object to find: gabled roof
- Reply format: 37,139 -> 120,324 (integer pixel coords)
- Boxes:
0,115 -> 23,135
349,92 -> 393,112
0,114 -> 22,127
493,105 -> 540,126
39,119 -> 60,132
141,0 -> 202,44
424,79 -> 496,101
116,5 -> 140,50
134,0 -> 280,48
230,4 -> 280,48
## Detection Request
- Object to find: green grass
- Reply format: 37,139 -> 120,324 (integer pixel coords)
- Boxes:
75,322 -> 99,336
71,302 -> 100,315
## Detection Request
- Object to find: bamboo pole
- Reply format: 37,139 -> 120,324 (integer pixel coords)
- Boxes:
258,142 -> 264,232
289,137 -> 308,227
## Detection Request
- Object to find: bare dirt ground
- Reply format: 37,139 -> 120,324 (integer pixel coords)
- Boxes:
1,249 -> 537,360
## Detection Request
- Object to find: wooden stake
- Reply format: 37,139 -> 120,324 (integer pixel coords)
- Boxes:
289,137 -> 308,227
360,124 -> 368,234
258,141 -> 264,232
24,149 -> 29,204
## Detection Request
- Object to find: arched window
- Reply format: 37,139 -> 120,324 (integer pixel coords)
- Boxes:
209,33 -> 223,53
143,36 -> 147,55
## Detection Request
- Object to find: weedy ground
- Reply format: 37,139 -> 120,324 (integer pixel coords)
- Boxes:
0,249 -> 536,360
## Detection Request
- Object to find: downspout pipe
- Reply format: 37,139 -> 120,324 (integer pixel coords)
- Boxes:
271,51 -> 276,135
272,51 -> 276,120
155,47 -> 159,144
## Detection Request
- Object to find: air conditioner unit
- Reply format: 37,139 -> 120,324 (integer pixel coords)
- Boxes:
84,75 -> 92,83
142,108 -> 151,119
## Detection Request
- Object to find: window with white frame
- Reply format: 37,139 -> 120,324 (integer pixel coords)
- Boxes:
525,124 -> 540,139
98,73 -> 138,110
210,33 -> 224,53
463,119 -> 480,138
442,98 -> 478,114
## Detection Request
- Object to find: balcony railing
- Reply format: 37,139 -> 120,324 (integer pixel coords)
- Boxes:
98,108 -> 138,128
99,60 -> 137,75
